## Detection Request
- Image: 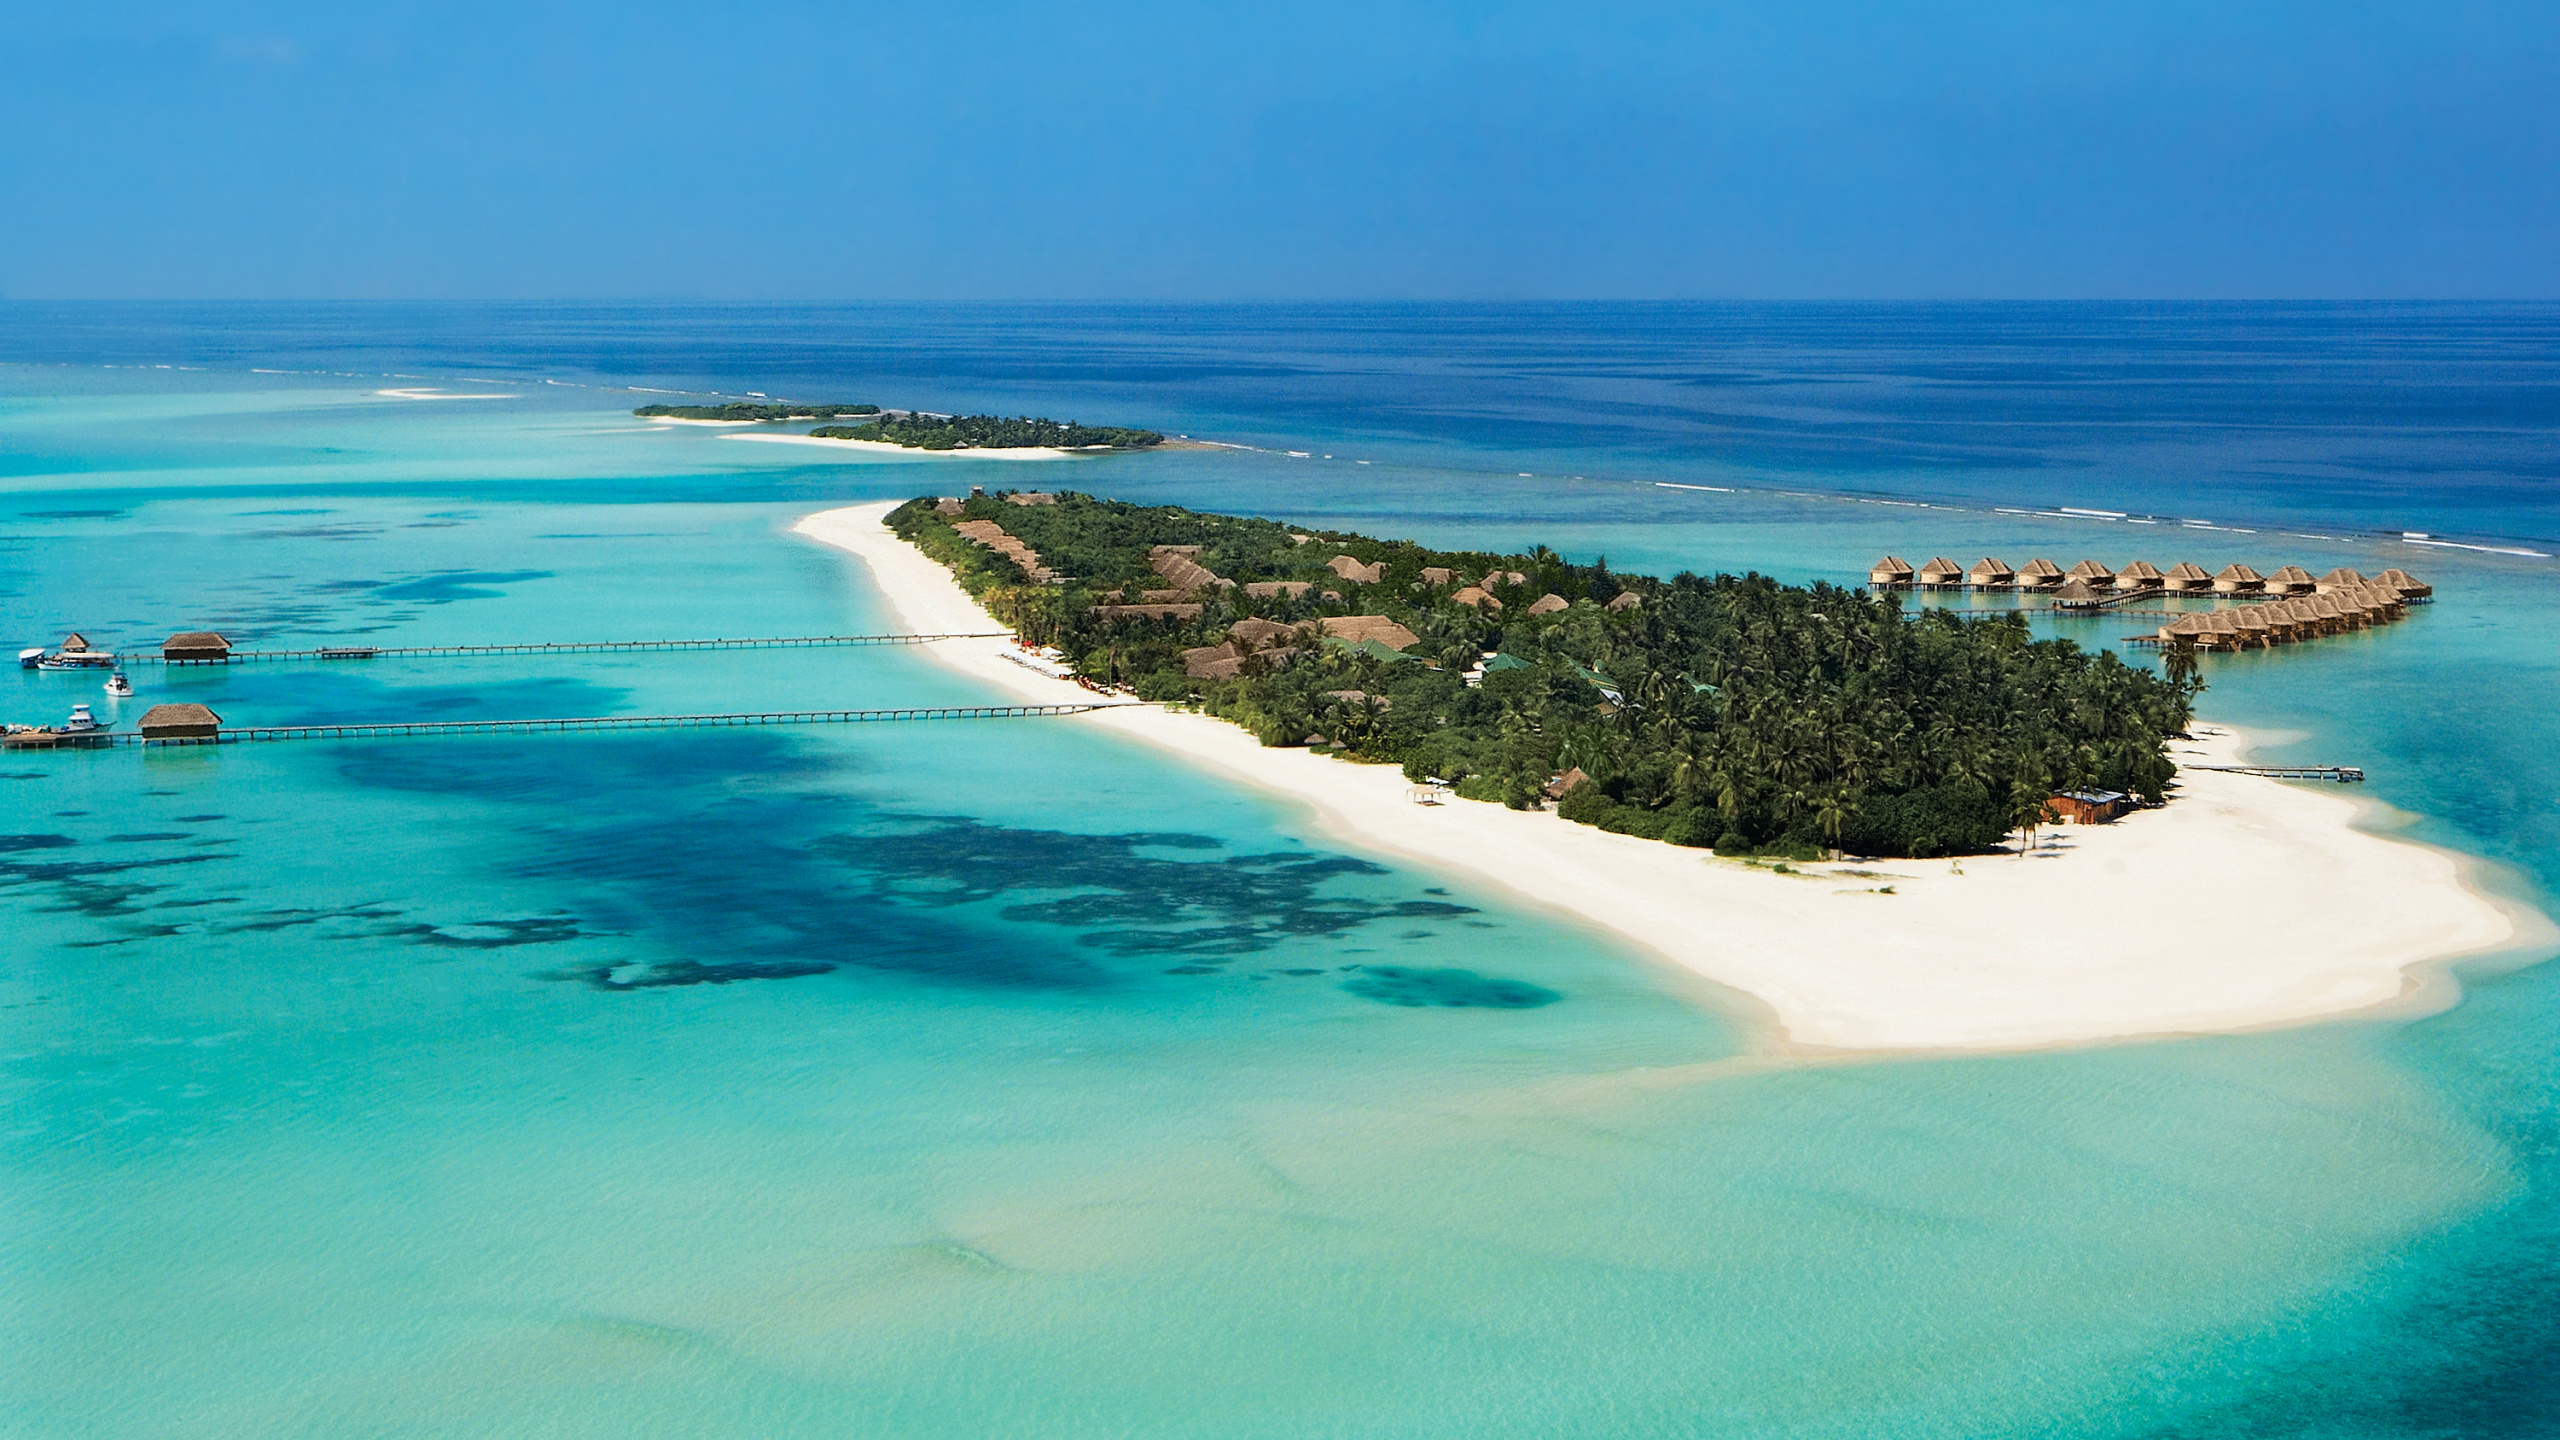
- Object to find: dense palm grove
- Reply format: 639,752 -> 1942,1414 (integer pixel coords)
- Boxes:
633,402 -> 880,421
813,414 -> 1163,450
892,493 -> 2197,858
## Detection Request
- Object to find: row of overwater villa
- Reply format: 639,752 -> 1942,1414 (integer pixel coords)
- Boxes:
1868,556 -> 2433,653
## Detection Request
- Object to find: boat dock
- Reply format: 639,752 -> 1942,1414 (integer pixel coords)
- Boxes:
2191,764 -> 2365,783
125,631 -> 1010,665
6,702 -> 1134,751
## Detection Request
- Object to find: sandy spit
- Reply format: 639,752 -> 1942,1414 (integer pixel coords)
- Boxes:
793,502 -> 2543,1054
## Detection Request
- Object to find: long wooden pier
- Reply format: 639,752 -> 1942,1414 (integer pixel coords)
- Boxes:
2192,764 -> 2365,783
69,702 -> 1130,748
125,632 -> 1010,665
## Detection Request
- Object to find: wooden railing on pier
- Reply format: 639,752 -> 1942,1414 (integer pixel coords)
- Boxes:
127,632 -> 1011,665
98,702 -> 1131,747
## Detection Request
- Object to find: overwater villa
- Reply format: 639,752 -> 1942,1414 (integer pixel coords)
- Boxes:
2264,565 -> 2316,595
2017,558 -> 2066,590
2376,567 -> 2433,599
2065,559 -> 2116,590
2161,562 -> 2214,593
2053,578 -> 2105,610
2213,563 -> 2264,594
1967,556 -> 2016,589
1869,556 -> 1915,588
1916,556 -> 1966,589
2147,571 -> 2424,653
2315,567 -> 2367,594
2114,560 -> 2165,591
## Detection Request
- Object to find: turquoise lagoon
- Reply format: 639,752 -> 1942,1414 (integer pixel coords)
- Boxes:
5,311 -> 2560,1438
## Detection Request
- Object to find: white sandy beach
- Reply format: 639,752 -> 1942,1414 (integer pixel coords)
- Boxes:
794,502 -> 2539,1053
729,432 -> 1073,461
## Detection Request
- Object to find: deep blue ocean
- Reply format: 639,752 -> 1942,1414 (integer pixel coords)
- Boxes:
4,302 -> 2558,1438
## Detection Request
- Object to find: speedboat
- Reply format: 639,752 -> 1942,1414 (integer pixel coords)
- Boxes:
17,647 -> 43,670
105,673 -> 134,698
63,704 -> 99,733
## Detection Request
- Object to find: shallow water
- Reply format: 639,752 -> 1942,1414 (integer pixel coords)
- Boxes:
4,306 -> 2558,1437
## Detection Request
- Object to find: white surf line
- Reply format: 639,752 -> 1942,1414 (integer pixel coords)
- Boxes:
2404,538 -> 2553,558
1655,481 -> 1737,493
376,387 -> 518,400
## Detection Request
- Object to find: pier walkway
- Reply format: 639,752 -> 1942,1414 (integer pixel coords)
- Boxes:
127,632 -> 1010,665
77,702 -> 1132,748
2192,764 -> 2365,783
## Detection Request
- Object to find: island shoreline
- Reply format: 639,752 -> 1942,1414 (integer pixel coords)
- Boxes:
793,501 -> 2548,1055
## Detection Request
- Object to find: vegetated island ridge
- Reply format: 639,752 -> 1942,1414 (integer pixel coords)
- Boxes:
636,400 -> 1163,455
794,496 -> 2533,1053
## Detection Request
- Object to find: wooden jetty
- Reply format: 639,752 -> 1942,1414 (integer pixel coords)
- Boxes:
2191,764 -> 2365,783
126,632 -> 1011,665
102,702 -> 1131,746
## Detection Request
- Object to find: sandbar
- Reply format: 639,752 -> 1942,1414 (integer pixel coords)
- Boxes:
793,502 -> 2541,1053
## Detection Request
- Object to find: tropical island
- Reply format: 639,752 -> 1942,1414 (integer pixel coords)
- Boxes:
887,491 -> 2194,859
634,401 -> 881,422
813,414 -> 1164,451
796,498 -> 2523,1052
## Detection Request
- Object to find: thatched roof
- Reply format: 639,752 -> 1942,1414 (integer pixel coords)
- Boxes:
2116,560 -> 2164,583
1419,566 -> 1457,586
2163,562 -> 2212,585
1605,591 -> 1642,611
2316,567 -> 2366,589
1243,580 -> 1314,599
2018,558 -> 2064,579
1152,549 -> 1230,593
1869,555 -> 1914,579
1917,556 -> 1964,582
2052,578 -> 2101,604
1450,586 -> 1500,610
137,703 -> 220,736
1524,593 -> 1570,616
2265,565 -> 2315,586
1319,616 -> 1422,652
2376,567 -> 2430,597
1967,557 -> 2014,582
1327,555 -> 1385,585
1092,603 -> 1204,620
1542,767 -> 1590,800
164,631 -> 229,650
1228,618 -> 1302,649
60,633 -> 93,652
2066,559 -> 2115,581
2213,563 -> 2263,582
1480,570 -> 1530,588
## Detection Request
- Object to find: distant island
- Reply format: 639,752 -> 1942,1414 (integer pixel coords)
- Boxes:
888,492 -> 2196,859
635,402 -> 881,422
813,415 -> 1164,451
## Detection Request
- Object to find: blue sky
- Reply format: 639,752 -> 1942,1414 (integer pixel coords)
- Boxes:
4,1 -> 2555,299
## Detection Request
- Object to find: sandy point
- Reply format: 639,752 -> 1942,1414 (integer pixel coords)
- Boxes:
791,501 -> 2549,1055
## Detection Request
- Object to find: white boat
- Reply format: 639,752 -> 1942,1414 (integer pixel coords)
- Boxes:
17,647 -> 43,670
105,673 -> 134,697
63,704 -> 99,733
37,652 -> 116,671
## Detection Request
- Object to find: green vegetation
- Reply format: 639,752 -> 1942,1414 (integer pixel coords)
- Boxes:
891,493 -> 2199,858
634,402 -> 880,421
812,414 -> 1163,451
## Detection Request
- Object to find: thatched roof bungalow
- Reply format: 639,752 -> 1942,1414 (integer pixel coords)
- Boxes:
1242,580 -> 1314,599
2376,567 -> 2432,599
162,631 -> 231,662
1869,555 -> 1915,588
1419,567 -> 1457,587
2264,565 -> 2316,594
1967,556 -> 2015,589
2315,567 -> 2366,594
2017,558 -> 2065,589
1605,591 -> 1642,612
2065,559 -> 2116,589
1092,603 -> 1205,621
1917,556 -> 1965,587
2157,613 -> 2214,645
1319,616 -> 1423,652
1524,593 -> 1570,616
2115,560 -> 2165,590
2052,578 -> 2104,610
1480,570 -> 1531,589
138,703 -> 221,741
1228,618 -> 1303,650
2161,562 -> 2213,593
1449,586 -> 1500,610
1327,555 -> 1385,585
2212,563 -> 2264,594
